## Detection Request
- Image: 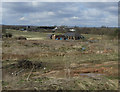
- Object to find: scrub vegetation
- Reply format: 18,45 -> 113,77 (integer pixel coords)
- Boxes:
2,27 -> 119,91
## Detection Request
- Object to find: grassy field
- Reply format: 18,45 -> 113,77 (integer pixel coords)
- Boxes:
2,29 -> 118,90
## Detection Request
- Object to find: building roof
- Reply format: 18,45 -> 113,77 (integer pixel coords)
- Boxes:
56,35 -> 65,38
64,32 -> 80,37
70,29 -> 76,32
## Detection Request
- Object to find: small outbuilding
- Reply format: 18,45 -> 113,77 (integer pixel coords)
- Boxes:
64,32 -> 84,40
49,34 -> 66,40
49,32 -> 84,40
55,35 -> 66,40
69,29 -> 76,32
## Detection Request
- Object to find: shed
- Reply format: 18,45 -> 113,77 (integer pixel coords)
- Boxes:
64,32 -> 84,40
55,35 -> 66,40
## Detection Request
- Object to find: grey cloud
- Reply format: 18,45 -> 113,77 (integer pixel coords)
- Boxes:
83,2 -> 118,15
2,2 -> 118,27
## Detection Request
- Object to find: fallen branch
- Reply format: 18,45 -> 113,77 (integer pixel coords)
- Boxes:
14,69 -> 24,76
26,65 -> 34,81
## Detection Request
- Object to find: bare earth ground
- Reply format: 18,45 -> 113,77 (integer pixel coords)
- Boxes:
2,29 -> 119,90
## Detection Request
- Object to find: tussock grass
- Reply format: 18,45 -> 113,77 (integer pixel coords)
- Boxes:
2,30 -> 118,90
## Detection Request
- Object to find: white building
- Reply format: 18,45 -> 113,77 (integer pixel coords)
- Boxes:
70,29 -> 76,32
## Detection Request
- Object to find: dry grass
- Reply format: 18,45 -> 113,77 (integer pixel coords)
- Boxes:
2,30 -> 119,90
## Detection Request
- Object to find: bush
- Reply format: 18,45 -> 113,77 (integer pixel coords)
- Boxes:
108,28 -> 119,39
16,36 -> 27,40
3,33 -> 12,38
17,59 -> 43,69
17,59 -> 33,69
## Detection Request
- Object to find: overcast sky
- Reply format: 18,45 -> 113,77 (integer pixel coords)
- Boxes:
1,2 -> 118,27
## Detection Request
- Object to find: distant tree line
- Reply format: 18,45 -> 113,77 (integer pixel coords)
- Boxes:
2,25 -> 119,38
74,27 -> 118,35
2,25 -> 26,30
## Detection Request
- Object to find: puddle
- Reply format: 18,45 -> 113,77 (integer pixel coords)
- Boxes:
80,73 -> 105,77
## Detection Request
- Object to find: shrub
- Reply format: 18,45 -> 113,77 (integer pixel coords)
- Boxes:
108,28 -> 119,39
16,36 -> 27,40
17,59 -> 43,69
3,33 -> 12,38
